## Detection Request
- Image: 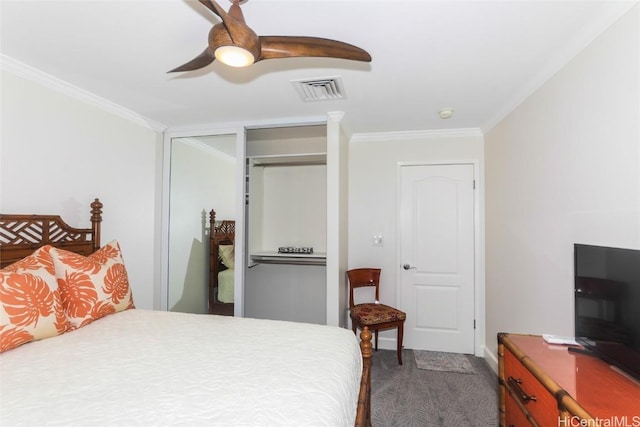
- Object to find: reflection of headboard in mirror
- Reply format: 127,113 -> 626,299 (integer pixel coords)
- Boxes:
0,199 -> 103,268
209,210 -> 235,316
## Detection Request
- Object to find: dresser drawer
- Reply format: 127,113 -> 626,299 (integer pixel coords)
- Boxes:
504,387 -> 535,427
504,348 -> 558,427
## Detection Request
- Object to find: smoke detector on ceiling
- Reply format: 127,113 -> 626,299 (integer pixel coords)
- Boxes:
291,76 -> 346,102
439,108 -> 454,119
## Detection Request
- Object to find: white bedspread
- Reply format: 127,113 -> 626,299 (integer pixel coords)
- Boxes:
218,268 -> 234,303
0,309 -> 362,426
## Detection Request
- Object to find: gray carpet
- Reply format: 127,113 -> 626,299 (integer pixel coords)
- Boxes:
371,349 -> 499,427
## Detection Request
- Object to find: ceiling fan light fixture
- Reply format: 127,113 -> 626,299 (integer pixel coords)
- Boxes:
214,45 -> 255,67
169,0 -> 371,73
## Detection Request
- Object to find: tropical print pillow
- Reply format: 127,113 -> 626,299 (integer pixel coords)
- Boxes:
0,246 -> 68,353
51,240 -> 135,329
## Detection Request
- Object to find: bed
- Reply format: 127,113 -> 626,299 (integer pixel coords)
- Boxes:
0,199 -> 372,427
208,209 -> 235,316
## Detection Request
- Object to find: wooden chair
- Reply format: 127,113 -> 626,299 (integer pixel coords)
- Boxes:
347,268 -> 406,365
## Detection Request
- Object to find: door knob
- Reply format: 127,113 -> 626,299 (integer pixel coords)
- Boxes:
403,264 -> 416,270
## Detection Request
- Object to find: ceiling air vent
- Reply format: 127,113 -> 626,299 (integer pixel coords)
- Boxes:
291,76 -> 346,102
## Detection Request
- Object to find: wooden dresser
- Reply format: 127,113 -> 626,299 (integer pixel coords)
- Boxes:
498,333 -> 640,426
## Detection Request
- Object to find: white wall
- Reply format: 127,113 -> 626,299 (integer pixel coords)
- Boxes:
348,131 -> 485,350
484,5 -> 640,368
0,70 -> 163,310
260,164 -> 327,251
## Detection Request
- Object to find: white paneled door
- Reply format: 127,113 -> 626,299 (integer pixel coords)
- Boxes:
399,164 -> 475,353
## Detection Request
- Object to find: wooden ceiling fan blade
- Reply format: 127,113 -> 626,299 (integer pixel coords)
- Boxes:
259,36 -> 371,62
198,0 -> 227,21
168,47 -> 215,73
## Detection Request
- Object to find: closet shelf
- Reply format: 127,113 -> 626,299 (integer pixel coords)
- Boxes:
250,251 -> 327,266
249,153 -> 326,166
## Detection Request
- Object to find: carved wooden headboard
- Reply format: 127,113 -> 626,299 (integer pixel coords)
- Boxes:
0,199 -> 103,268
209,211 -> 235,248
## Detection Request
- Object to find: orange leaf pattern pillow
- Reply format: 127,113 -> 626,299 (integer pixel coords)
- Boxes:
0,246 -> 68,353
51,240 -> 135,329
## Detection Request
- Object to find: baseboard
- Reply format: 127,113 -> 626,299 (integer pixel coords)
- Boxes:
483,347 -> 499,374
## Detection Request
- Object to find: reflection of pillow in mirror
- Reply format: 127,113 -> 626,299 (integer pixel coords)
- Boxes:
218,245 -> 234,269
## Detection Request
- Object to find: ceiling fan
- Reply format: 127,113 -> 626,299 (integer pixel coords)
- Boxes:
169,0 -> 371,71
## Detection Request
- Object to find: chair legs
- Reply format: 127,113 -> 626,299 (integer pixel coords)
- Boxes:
396,322 -> 404,365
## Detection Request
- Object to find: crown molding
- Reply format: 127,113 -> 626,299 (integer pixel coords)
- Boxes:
1,54 -> 167,132
350,128 -> 483,143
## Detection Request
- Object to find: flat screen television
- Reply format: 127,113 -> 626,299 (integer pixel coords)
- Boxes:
574,244 -> 640,381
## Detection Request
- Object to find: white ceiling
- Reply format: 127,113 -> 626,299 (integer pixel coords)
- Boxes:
1,0 -> 636,137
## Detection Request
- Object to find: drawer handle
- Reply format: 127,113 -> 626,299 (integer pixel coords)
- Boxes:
508,376 -> 537,404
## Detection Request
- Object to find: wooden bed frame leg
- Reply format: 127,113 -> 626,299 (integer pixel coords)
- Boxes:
355,327 -> 372,427
90,198 -> 103,250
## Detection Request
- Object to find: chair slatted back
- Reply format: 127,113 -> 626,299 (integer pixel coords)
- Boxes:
347,268 -> 381,308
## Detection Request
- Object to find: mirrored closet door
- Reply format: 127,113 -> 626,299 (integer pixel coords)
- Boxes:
167,134 -> 237,314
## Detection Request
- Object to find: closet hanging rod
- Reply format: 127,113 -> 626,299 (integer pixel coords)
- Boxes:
254,161 -> 326,167
250,254 -> 326,266
251,259 -> 326,266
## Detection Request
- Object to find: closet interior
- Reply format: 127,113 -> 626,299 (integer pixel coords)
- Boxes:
244,124 -> 329,325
